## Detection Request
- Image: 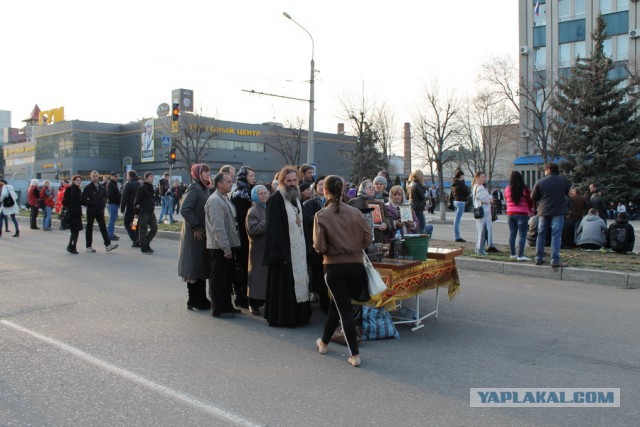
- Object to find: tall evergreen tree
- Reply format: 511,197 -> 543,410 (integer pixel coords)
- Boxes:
551,15 -> 640,203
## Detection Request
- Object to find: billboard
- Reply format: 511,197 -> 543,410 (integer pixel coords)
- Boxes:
141,119 -> 154,162
172,88 -> 194,113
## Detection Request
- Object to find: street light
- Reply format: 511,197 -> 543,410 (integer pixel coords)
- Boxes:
283,11 -> 315,165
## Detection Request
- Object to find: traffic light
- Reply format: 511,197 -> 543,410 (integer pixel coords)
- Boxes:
172,103 -> 180,121
169,147 -> 177,165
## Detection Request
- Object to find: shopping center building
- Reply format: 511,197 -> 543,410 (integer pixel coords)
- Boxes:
1,105 -> 356,183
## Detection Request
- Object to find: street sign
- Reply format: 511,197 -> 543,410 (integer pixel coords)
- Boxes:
162,136 -> 171,147
171,121 -> 179,134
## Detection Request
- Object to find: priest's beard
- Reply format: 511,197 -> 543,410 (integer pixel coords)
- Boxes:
284,184 -> 301,204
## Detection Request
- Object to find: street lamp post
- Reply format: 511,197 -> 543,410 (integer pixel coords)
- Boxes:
283,11 -> 315,165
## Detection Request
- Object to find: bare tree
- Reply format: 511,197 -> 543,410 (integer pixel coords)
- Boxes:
459,90 -> 516,189
370,102 -> 397,168
264,118 -> 304,165
414,84 -> 460,220
159,109 -> 219,170
479,55 -> 520,119
338,86 -> 388,181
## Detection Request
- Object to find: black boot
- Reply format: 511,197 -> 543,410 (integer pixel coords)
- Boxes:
13,231 -> 19,237
187,280 -> 211,311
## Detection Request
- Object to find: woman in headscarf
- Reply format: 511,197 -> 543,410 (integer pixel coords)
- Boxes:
178,163 -> 212,311
62,175 -> 83,253
246,184 -> 269,315
348,179 -> 392,244
230,166 -> 256,309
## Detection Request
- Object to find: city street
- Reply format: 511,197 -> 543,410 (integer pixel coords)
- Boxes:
1,231 -> 639,426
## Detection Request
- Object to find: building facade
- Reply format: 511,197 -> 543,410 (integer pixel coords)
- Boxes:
2,110 -> 356,183
519,0 -> 638,130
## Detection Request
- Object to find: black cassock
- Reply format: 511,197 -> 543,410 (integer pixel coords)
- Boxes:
263,191 -> 311,327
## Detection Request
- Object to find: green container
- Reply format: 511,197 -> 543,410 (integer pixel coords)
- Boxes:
403,234 -> 430,261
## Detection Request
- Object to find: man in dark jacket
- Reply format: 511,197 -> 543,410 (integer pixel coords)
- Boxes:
82,170 -> 118,253
607,213 -> 635,253
120,170 -> 141,247
106,171 -> 121,242
134,172 -> 158,254
531,163 -> 571,267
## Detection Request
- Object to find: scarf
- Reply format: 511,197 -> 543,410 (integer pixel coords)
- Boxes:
231,166 -> 252,201
251,185 -> 267,208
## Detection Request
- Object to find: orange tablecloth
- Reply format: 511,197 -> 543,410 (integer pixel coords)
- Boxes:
370,258 -> 460,308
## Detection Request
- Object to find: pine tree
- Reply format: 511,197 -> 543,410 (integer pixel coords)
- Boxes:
551,15 -> 640,203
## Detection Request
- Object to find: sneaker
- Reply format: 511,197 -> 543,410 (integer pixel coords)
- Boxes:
141,247 -> 154,255
509,255 -> 517,260
517,256 -> 531,261
487,246 -> 500,253
455,238 -> 466,243
86,247 -> 96,253
106,243 -> 119,252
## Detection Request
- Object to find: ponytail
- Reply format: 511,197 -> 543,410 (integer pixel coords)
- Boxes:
324,175 -> 344,214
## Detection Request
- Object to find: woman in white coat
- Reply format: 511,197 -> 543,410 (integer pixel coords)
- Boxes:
472,171 -> 493,255
0,181 -> 20,237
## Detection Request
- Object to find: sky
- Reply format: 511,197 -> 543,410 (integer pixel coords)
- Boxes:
1,0 -> 518,151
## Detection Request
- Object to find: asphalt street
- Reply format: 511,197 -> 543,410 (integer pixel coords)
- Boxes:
1,230 -> 639,426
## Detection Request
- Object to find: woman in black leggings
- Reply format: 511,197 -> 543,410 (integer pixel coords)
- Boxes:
313,175 -> 372,367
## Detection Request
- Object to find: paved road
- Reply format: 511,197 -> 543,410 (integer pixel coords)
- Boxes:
1,232 -> 639,426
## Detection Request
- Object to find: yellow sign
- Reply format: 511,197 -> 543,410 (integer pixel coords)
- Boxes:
171,121 -> 179,134
191,124 -> 262,137
4,145 -> 36,156
39,107 -> 65,125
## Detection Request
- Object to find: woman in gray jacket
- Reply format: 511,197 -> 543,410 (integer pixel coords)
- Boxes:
178,164 -> 212,311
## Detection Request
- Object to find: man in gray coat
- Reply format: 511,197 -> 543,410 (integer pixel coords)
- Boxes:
205,172 -> 241,319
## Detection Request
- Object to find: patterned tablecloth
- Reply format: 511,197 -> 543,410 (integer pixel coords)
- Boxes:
370,258 -> 460,308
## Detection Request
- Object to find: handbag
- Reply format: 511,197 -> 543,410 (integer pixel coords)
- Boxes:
3,194 -> 15,208
473,186 -> 484,219
363,250 -> 387,296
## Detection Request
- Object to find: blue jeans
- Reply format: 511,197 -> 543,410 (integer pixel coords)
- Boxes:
415,208 -> 426,236
107,203 -> 119,239
424,224 -> 434,236
453,201 -> 465,240
536,215 -> 564,264
43,206 -> 52,229
159,195 -> 174,222
508,215 -> 529,257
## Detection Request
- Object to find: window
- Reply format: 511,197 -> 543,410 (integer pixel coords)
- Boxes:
559,43 -> 571,67
559,0 -> 570,21
559,19 -> 586,43
601,0 -> 613,13
575,0 -> 585,17
575,40 -> 586,60
533,26 -> 546,48
617,0 -> 629,11
616,35 -> 629,60
602,11 -> 629,36
534,3 -> 547,25
534,47 -> 547,70
603,38 -> 613,58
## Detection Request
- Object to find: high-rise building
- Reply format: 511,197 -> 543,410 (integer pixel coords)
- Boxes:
517,0 -> 638,185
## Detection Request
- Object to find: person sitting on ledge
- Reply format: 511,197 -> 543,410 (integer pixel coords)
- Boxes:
607,213 -> 635,254
575,208 -> 608,250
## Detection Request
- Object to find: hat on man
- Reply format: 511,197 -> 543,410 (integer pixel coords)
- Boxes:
144,171 -> 154,179
299,182 -> 311,193
111,171 -> 119,176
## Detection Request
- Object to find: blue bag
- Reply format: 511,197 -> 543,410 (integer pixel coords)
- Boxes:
360,306 -> 399,341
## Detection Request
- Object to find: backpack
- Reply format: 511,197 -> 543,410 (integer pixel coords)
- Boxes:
2,193 -> 14,208
609,226 -> 627,252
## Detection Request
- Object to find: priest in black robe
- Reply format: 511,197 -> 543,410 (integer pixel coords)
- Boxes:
263,166 -> 312,327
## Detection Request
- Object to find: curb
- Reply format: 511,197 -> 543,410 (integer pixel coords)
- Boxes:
457,256 -> 639,289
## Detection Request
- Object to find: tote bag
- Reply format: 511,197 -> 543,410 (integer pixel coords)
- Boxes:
363,251 -> 387,296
